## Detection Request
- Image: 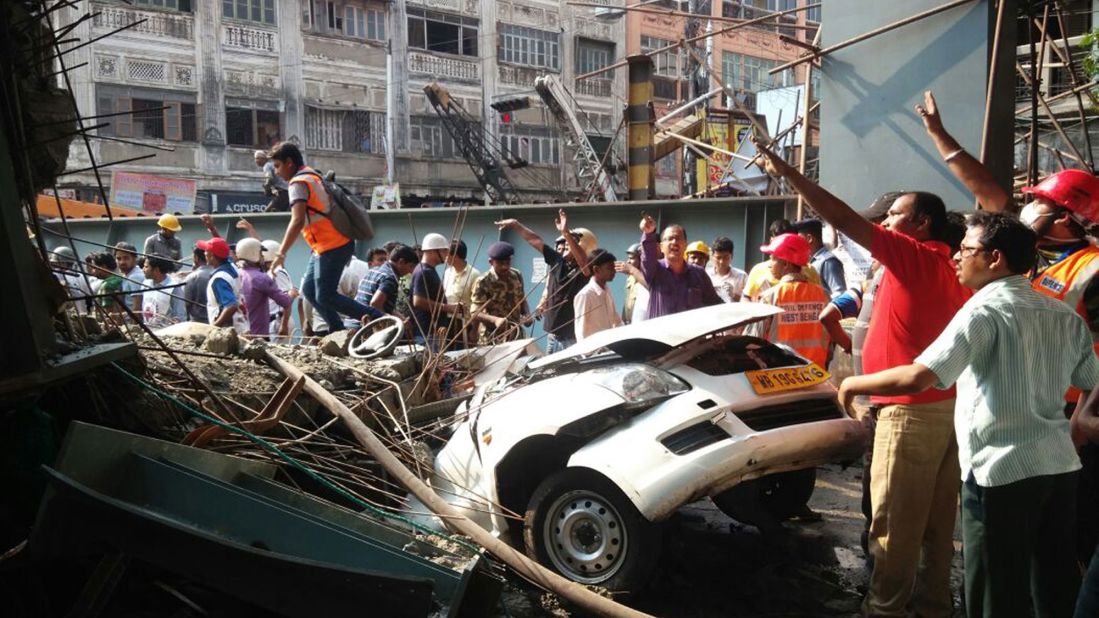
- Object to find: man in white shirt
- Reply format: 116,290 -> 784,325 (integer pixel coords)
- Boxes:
443,239 -> 481,346
141,254 -> 185,329
709,236 -> 747,302
573,250 -> 623,342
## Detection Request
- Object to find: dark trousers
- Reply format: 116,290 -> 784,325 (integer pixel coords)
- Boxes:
962,471 -> 1080,618
301,242 -> 377,332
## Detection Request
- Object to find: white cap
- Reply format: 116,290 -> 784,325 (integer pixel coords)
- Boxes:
421,232 -> 450,252
253,150 -> 268,159
236,237 -> 264,263
261,239 -> 280,261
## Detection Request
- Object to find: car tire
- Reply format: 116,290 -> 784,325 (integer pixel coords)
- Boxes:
712,467 -> 817,523
523,468 -> 660,592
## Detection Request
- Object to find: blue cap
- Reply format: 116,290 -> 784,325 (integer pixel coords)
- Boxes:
487,241 -> 515,260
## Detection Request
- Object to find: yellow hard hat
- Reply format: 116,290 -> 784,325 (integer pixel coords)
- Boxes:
158,213 -> 182,232
684,240 -> 709,257
572,227 -> 599,254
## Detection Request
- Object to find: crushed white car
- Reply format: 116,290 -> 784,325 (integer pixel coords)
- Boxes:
431,303 -> 867,591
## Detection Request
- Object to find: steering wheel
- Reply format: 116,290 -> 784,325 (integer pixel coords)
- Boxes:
348,315 -> 405,359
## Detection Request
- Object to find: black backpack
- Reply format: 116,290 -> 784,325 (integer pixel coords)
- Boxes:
296,169 -> 375,241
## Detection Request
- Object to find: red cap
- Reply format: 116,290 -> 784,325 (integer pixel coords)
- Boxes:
196,237 -> 230,259
760,233 -> 810,267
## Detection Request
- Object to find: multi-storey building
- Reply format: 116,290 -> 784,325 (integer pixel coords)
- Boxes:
624,0 -> 820,197
58,0 -> 625,211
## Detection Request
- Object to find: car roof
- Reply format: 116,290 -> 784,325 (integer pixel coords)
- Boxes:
529,303 -> 782,370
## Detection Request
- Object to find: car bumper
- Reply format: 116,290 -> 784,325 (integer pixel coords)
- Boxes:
568,415 -> 867,522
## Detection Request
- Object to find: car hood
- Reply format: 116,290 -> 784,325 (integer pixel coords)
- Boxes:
528,303 -> 782,371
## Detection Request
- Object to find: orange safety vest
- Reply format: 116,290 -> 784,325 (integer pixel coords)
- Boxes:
1031,245 -> 1099,402
763,279 -> 831,368
289,167 -> 349,254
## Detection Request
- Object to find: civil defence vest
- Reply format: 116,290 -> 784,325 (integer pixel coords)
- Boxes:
1032,245 -> 1099,401
765,280 -> 831,368
290,166 -> 349,253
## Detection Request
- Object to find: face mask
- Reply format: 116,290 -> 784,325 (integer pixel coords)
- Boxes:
1019,203 -> 1052,229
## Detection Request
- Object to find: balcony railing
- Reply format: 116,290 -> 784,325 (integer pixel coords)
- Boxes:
575,78 -> 613,98
92,4 -> 193,40
223,24 -> 278,54
409,51 -> 479,81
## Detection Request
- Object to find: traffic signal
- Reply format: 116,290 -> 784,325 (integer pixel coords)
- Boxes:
490,96 -> 531,114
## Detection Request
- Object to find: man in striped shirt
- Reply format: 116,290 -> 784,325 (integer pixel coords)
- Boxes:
839,212 -> 1099,618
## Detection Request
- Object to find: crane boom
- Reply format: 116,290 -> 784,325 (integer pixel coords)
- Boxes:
423,83 -> 523,205
534,75 -> 619,202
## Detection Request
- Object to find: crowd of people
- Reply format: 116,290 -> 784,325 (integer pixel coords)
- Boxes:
43,104 -> 1099,615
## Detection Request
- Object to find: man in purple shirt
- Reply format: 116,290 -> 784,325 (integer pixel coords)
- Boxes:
237,238 -> 297,337
639,214 -> 722,318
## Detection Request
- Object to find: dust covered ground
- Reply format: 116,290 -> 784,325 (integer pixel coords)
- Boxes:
500,462 -> 966,618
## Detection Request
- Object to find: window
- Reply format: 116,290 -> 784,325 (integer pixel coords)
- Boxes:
500,125 -> 560,166
641,35 -> 678,78
499,24 -> 560,70
410,115 -> 464,159
408,8 -> 478,57
134,0 -> 192,11
96,90 -> 197,142
226,107 -> 282,147
305,106 -> 385,154
343,5 -> 384,39
576,39 -> 613,75
724,52 -> 790,93
766,0 -> 796,11
224,0 -> 276,25
806,1 -> 821,22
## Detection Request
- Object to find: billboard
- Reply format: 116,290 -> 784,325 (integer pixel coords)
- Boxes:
694,111 -> 751,192
209,192 -> 270,214
109,171 -> 197,214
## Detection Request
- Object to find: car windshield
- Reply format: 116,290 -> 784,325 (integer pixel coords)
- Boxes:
684,336 -> 805,376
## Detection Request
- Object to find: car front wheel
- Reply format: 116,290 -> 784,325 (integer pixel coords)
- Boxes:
523,468 -> 660,592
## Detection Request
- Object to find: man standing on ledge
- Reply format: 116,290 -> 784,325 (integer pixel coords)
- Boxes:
266,142 -> 379,332
638,214 -> 721,319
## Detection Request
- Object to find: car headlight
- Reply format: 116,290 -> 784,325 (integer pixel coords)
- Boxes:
590,364 -> 689,409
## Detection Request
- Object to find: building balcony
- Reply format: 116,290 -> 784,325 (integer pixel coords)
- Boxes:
408,51 -> 480,82
575,78 -> 613,99
223,23 -> 278,55
92,3 -> 193,40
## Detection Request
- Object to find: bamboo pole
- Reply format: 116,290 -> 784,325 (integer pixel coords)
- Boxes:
265,351 -> 654,618
1015,78 -> 1099,115
577,2 -> 820,81
978,0 -> 1008,164
797,27 -> 823,219
768,0 -> 979,75
1052,0 -> 1095,167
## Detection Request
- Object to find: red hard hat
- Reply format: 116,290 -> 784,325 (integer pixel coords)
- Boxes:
1021,169 -> 1099,224
760,233 -> 810,267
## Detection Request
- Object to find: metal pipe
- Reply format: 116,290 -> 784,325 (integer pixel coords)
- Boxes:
656,88 -> 722,128
769,0 -> 979,75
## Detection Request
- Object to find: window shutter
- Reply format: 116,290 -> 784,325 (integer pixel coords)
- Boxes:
116,97 -> 132,137
165,101 -> 182,141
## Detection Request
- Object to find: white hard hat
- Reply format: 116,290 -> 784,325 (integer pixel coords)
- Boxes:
261,239 -> 280,261
421,232 -> 450,252
236,237 -> 264,263
572,227 -> 599,254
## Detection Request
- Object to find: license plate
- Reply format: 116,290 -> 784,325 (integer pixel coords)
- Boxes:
744,364 -> 830,395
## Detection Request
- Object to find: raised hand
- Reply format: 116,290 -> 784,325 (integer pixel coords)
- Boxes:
750,136 -> 790,178
554,209 -> 569,234
494,218 -> 519,231
639,214 -> 656,234
914,90 -> 944,134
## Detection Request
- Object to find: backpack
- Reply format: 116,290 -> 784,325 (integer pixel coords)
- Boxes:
296,169 -> 375,241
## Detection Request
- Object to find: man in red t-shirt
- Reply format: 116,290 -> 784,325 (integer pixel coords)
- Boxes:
755,138 -> 970,618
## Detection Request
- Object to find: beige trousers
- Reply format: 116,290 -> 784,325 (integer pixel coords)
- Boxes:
863,400 -> 959,618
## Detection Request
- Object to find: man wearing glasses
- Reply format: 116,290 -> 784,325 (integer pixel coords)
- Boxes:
838,213 -> 1099,618
637,215 -> 722,319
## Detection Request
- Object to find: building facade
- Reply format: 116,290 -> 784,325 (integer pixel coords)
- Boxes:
624,0 -> 820,197
58,0 -> 625,211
